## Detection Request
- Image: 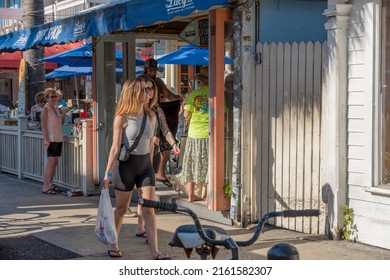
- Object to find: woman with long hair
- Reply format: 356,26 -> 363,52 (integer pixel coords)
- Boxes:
100,75 -> 170,260
132,75 -> 180,240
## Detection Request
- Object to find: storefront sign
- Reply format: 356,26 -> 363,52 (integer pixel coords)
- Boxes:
179,17 -> 208,48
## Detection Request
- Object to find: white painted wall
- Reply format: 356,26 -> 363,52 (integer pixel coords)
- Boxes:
347,0 -> 390,249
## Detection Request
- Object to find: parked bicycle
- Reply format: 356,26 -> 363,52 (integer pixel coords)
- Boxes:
139,199 -> 320,260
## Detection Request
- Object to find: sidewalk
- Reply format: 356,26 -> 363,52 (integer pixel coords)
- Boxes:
1,172 -> 390,260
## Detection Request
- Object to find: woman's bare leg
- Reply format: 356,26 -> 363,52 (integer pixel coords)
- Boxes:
138,186 -> 169,259
109,190 -> 132,254
156,150 -> 170,180
43,157 -> 58,191
135,193 -> 145,235
186,181 -> 203,202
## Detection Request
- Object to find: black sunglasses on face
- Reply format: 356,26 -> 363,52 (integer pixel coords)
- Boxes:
142,87 -> 153,94
48,96 -> 58,98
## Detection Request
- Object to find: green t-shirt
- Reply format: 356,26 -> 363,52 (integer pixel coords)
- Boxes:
184,86 -> 209,138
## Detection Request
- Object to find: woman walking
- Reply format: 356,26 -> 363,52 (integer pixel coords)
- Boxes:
100,75 -> 170,260
132,75 -> 180,240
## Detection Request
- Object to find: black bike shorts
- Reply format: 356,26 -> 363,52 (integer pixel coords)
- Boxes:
116,153 -> 156,192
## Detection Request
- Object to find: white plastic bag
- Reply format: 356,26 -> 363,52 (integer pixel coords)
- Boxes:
95,188 -> 118,245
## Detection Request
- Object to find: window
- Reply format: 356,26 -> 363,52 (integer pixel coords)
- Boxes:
9,0 -> 21,8
382,0 -> 390,183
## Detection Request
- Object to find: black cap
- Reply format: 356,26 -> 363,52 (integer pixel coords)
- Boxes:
144,58 -> 161,72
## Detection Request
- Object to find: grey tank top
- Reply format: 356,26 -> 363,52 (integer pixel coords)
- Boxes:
122,114 -> 153,155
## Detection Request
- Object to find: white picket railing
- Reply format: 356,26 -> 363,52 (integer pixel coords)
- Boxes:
0,116 -> 96,195
0,125 -> 17,174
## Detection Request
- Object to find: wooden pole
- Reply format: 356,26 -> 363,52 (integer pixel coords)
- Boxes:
209,9 -> 232,211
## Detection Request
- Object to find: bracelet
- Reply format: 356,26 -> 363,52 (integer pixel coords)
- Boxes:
105,171 -> 112,179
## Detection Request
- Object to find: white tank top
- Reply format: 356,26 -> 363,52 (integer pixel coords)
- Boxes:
121,113 -> 153,155
44,104 -> 64,142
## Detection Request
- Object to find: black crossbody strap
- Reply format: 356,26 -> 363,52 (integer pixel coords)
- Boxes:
126,112 -> 147,153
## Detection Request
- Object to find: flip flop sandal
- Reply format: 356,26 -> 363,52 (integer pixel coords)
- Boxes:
108,249 -> 122,258
135,231 -> 147,238
42,189 -> 58,195
156,178 -> 173,187
155,253 -> 171,260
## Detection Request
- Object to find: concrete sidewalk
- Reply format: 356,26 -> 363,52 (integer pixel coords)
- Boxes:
1,172 -> 390,260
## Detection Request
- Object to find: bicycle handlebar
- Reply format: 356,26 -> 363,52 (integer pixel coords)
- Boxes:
139,198 -> 178,212
236,209 -> 321,247
139,199 -> 321,249
268,209 -> 321,218
139,198 -> 320,218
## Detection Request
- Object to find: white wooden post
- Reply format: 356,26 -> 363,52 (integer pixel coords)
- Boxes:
80,119 -> 95,195
240,3 -> 256,224
17,116 -> 28,178
323,3 -> 353,238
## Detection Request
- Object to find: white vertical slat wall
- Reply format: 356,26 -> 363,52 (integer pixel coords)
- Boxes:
254,41 -> 327,234
0,127 -> 18,173
0,120 -> 94,195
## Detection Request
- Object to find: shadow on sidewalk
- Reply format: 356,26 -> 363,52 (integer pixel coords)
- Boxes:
0,236 -> 81,260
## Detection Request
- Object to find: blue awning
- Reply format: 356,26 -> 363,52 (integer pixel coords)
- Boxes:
0,0 -> 233,52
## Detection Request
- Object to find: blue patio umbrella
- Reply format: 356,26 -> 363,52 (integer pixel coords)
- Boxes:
157,45 -> 234,66
45,65 -> 143,79
39,43 -> 144,67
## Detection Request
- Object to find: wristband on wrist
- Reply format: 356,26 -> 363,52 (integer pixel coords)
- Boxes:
105,171 -> 112,179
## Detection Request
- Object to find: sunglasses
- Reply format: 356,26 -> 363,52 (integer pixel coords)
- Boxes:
142,87 -> 153,94
48,96 -> 58,98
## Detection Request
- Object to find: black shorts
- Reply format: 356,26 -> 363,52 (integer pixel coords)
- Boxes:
47,142 -> 63,157
116,153 -> 156,192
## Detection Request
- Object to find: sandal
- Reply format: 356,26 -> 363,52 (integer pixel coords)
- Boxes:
155,253 -> 171,260
156,178 -> 173,187
135,231 -> 147,238
42,189 -> 59,195
108,249 -> 122,258
51,186 -> 62,192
